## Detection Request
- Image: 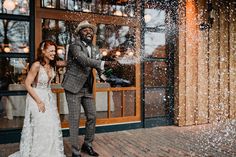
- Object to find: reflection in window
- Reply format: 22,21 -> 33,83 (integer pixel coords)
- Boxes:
0,57 -> 29,90
145,88 -> 168,118
41,0 -> 136,17
0,0 -> 29,15
97,24 -> 135,57
144,32 -> 166,58
0,20 -> 29,53
144,9 -> 165,29
144,61 -> 168,87
96,24 -> 136,87
42,19 -> 76,47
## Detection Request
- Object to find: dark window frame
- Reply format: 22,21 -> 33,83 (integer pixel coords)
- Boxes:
0,0 -> 35,96
141,0 -> 176,125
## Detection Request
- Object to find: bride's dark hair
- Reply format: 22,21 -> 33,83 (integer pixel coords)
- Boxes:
37,40 -> 58,67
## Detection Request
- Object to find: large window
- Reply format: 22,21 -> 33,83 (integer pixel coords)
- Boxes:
41,18 -> 138,124
0,0 -> 33,129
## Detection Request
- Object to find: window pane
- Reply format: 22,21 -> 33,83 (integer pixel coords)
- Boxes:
0,20 -> 30,53
111,91 -> 122,118
0,57 -> 29,91
42,19 -> 73,46
145,88 -> 168,118
144,8 -> 165,29
96,24 -> 136,87
41,0 -> 136,17
144,61 -> 168,87
144,32 -> 166,58
0,0 -> 30,15
124,90 -> 135,116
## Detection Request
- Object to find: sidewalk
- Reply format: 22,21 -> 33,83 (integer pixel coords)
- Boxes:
0,120 -> 235,157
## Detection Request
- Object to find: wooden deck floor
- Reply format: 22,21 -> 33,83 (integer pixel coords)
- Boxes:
0,120 -> 235,157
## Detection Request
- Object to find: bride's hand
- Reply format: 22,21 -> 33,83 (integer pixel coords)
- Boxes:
37,101 -> 46,113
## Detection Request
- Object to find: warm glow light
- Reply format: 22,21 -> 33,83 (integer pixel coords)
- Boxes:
23,47 -> 29,53
102,51 -> 108,56
102,50 -> 108,56
128,51 -> 134,56
4,47 -> 11,53
3,0 -> 16,11
114,10 -> 122,16
116,51 -> 121,56
144,14 -> 152,23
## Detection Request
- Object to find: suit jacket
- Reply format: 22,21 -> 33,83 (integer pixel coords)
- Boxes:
61,39 -> 102,94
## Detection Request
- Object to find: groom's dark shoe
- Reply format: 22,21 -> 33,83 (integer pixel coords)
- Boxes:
81,143 -> 99,156
72,153 -> 81,157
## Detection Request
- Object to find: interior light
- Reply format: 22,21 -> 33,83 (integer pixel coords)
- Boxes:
102,50 -> 108,56
23,46 -> 29,53
4,47 -> 11,53
128,51 -> 134,56
3,0 -> 16,11
144,14 -> 152,23
116,51 -> 121,56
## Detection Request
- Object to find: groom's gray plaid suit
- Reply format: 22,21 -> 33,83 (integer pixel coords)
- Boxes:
62,39 -> 103,154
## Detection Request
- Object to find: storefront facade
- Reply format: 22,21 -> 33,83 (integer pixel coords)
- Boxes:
0,0 -> 235,144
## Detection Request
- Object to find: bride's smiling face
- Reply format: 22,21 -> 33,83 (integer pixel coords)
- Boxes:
43,45 -> 56,61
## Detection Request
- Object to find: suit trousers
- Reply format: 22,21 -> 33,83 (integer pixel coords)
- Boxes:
65,88 -> 96,154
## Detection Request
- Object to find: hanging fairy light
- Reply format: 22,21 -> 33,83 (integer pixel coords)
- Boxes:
3,0 -> 16,11
4,47 -> 11,53
23,46 -> 29,53
115,51 -> 121,57
102,50 -> 108,56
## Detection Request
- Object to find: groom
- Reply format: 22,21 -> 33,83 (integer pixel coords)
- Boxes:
62,20 -> 119,157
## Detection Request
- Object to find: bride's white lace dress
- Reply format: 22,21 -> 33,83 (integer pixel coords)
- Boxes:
9,65 -> 65,157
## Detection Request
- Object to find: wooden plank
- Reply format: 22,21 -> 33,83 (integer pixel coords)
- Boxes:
134,24 -> 141,119
107,91 -> 111,118
229,1 -> 236,119
175,0 -> 186,126
197,0 -> 209,124
208,0 -> 220,122
219,1 -> 230,121
61,116 -> 141,128
121,91 -> 125,117
185,0 -> 198,125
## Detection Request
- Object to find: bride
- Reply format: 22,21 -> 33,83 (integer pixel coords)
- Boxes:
9,40 -> 65,157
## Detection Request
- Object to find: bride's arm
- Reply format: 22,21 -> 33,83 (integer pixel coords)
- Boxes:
24,61 -> 46,112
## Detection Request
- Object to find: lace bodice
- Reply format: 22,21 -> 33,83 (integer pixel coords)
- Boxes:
33,65 -> 55,89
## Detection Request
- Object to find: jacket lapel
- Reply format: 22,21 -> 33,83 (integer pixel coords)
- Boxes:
77,41 -> 90,57
90,46 -> 95,59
